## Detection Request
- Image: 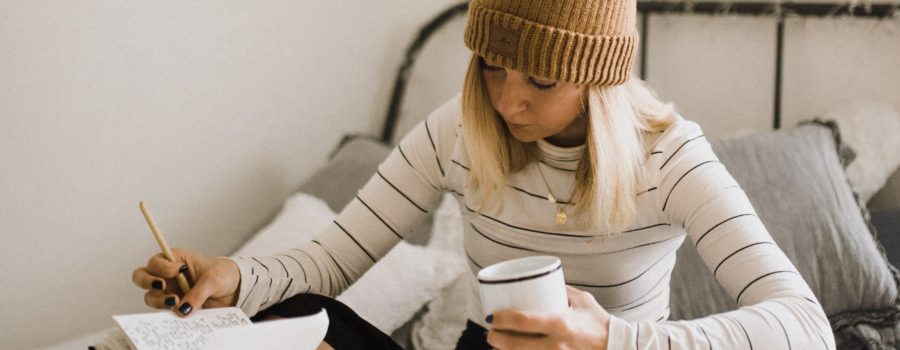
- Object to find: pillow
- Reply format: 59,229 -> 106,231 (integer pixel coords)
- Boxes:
870,169 -> 900,211
232,191 -> 463,335
871,208 -> 900,269
296,135 -> 432,245
668,123 -> 900,346
296,135 -> 390,212
410,197 -> 469,350
232,193 -> 335,257
821,99 -> 900,204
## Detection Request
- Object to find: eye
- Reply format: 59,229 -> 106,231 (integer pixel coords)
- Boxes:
528,77 -> 557,91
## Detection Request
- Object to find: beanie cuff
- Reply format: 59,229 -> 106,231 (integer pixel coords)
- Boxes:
464,6 -> 638,86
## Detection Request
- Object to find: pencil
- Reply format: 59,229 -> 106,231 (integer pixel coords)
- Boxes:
139,201 -> 192,294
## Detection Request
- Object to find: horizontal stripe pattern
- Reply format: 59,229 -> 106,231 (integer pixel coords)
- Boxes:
477,264 -> 562,284
230,95 -> 832,349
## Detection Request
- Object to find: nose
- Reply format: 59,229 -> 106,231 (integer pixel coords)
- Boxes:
493,72 -> 529,119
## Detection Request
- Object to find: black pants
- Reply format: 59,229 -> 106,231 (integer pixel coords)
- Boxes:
455,320 -> 491,350
253,294 -> 490,350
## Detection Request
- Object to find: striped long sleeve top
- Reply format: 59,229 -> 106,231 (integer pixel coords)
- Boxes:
231,94 -> 835,349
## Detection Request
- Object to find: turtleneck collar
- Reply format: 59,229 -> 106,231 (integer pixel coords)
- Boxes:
536,139 -> 584,171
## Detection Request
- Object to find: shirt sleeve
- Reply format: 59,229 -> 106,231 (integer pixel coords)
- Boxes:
606,120 -> 836,349
228,97 -> 460,316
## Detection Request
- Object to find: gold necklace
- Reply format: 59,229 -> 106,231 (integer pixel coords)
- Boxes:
536,163 -> 576,225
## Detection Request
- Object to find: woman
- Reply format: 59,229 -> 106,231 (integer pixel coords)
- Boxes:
132,0 -> 835,348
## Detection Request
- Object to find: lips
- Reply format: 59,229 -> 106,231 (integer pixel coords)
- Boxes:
506,121 -> 528,130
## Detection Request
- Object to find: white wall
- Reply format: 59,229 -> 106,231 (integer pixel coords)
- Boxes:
642,14 -> 900,137
644,14 -> 777,136
781,16 -> 900,127
0,1 -> 457,348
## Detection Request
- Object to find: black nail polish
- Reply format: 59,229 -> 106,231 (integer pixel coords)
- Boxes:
89,346 -> 97,350
179,264 -> 189,273
151,280 -> 163,290
485,314 -> 493,324
178,302 -> 192,315
165,297 -> 176,307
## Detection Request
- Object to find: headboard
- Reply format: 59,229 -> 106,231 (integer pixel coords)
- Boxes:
378,0 -> 899,144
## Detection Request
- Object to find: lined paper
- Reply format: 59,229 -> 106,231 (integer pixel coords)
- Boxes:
113,307 -> 251,350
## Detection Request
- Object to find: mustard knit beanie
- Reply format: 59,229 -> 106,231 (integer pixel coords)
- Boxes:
464,0 -> 638,86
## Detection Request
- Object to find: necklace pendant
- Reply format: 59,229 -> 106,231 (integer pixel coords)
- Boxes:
547,193 -> 556,203
556,211 -> 568,225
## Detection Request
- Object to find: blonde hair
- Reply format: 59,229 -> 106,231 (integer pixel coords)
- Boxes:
462,54 -> 676,234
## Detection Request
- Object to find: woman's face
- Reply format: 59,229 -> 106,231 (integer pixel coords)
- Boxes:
480,57 -> 588,147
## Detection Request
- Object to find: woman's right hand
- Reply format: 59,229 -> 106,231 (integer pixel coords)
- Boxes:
132,248 -> 241,316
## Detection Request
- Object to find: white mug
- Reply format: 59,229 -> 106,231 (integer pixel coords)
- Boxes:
477,255 -> 568,316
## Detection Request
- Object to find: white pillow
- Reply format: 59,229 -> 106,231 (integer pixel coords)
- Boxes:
410,196 -> 470,350
233,192 -> 466,334
822,99 -> 900,203
232,193 -> 335,257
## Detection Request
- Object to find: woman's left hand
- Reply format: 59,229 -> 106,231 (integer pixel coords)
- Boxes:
486,286 -> 610,350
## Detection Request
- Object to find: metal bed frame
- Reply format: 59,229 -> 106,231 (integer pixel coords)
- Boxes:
380,1 -> 898,143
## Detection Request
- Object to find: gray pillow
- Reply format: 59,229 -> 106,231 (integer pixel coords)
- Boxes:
667,123 -> 900,345
870,169 -> 900,211
296,136 -> 433,246
872,209 -> 900,275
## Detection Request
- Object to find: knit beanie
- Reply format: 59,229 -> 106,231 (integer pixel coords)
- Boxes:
464,0 -> 638,86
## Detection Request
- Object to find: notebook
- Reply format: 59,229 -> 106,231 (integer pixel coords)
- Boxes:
91,307 -> 329,350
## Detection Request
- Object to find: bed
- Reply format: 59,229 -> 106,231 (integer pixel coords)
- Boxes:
49,1 -> 900,349
295,2 -> 900,348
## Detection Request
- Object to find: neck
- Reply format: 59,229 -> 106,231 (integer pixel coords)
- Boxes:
545,117 -> 587,147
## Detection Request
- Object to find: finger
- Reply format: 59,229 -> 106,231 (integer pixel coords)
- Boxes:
486,328 -> 548,350
146,254 -> 188,279
144,291 -> 180,309
175,274 -> 219,317
491,309 -> 564,335
566,285 -> 596,308
132,267 -> 167,291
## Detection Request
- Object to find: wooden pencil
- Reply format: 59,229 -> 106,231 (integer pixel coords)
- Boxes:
139,201 -> 192,294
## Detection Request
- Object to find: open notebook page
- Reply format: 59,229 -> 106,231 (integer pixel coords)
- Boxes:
113,307 -> 251,350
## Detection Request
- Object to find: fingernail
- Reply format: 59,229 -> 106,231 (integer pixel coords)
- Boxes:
89,347 -> 97,350
485,314 -> 493,324
178,302 -> 192,315
151,280 -> 163,290
179,264 -> 189,273
165,297 -> 176,307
